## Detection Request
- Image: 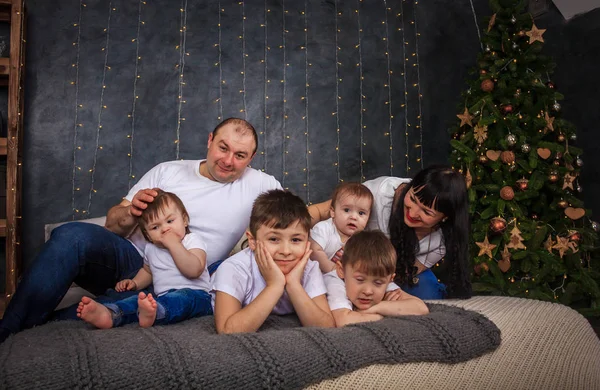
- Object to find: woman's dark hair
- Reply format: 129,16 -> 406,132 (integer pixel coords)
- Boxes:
388,165 -> 472,298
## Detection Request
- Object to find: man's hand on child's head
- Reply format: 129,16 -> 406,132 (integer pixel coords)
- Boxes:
130,188 -> 159,217
255,241 -> 286,288
384,289 -> 403,301
285,242 -> 312,286
115,279 -> 137,292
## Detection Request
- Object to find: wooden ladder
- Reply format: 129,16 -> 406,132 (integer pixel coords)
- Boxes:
0,0 -> 25,318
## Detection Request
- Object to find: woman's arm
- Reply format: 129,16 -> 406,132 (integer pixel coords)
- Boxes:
331,308 -> 383,327
308,200 -> 332,227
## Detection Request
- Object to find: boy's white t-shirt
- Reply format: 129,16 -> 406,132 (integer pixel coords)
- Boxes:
210,248 -> 327,315
362,176 -> 446,268
125,160 -> 281,265
310,218 -> 343,260
323,270 -> 400,311
145,232 -> 210,296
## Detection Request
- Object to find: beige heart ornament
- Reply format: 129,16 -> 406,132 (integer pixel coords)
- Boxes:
537,148 -> 551,159
486,150 -> 501,161
564,207 -> 585,220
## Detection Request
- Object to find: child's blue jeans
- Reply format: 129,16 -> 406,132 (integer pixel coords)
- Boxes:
401,269 -> 447,300
104,288 -> 213,327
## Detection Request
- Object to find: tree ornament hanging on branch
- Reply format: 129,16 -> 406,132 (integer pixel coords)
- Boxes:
557,199 -> 568,209
537,148 -> 551,159
487,13 -> 496,32
490,217 -> 507,234
474,125 -> 488,144
564,207 -> 585,220
544,112 -> 555,133
457,108 -> 475,127
486,150 -> 501,161
557,133 -> 566,142
552,101 -> 561,112
501,104 -> 514,115
516,177 -> 529,191
506,134 -> 517,146
507,226 -> 527,250
501,150 -> 516,164
591,221 -> 600,232
546,81 -> 556,89
544,235 -> 554,254
476,235 -> 497,259
479,154 -> 489,164
521,143 -> 531,153
552,236 -> 570,258
500,186 -> 514,200
526,23 -> 546,44
465,168 -> 473,189
548,170 -> 559,183
498,246 -> 511,272
481,79 -> 495,92
563,172 -> 576,190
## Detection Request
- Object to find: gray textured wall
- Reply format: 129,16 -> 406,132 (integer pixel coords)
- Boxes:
14,0 -> 600,274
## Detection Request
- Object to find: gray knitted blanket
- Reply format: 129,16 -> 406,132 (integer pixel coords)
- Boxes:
0,304 -> 500,389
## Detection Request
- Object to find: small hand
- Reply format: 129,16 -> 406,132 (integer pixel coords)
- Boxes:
285,241 -> 312,286
156,230 -> 182,250
384,289 -> 404,301
115,279 -> 137,292
331,247 -> 344,264
255,241 -> 286,288
130,188 -> 159,217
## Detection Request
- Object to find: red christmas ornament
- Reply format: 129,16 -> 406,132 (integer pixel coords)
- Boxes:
481,79 -> 495,92
569,231 -> 582,242
546,81 -> 556,89
490,217 -> 507,234
501,104 -> 514,114
480,69 -> 487,75
516,178 -> 529,191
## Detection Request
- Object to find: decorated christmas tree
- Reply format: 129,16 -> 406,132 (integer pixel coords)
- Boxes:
448,0 -> 600,314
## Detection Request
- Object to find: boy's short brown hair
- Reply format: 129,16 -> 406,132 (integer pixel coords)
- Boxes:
340,230 -> 396,277
137,189 -> 191,241
330,182 -> 374,209
249,189 -> 311,236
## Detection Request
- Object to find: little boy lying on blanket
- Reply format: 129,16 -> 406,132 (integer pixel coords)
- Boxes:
324,230 -> 429,326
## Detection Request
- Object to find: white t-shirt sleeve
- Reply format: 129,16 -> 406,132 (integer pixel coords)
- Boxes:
386,281 -> 401,292
310,220 -> 333,253
182,232 -> 208,253
125,162 -> 168,202
302,260 -> 327,298
323,271 -> 352,311
211,259 -> 250,304
362,176 -> 411,235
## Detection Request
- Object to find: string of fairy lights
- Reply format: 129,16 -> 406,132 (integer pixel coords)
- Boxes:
303,2 -> 310,202
175,0 -> 189,159
413,2 -> 424,169
128,0 -> 144,189
241,1 -> 247,118
399,0 -> 409,173
86,1 -> 113,213
334,1 -> 341,182
356,2 -> 365,181
262,0 -> 268,172
282,2 -> 288,188
383,1 -> 393,176
217,2 -> 223,121
70,0 -> 84,218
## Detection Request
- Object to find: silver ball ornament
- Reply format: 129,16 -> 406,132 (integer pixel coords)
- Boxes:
510,16 -> 517,23
570,134 -> 577,141
512,43 -> 519,50
506,134 -> 517,146
576,157 -> 584,167
509,163 -> 517,172
577,184 -> 583,193
485,45 -> 491,53
552,102 -> 561,111
521,143 -> 531,153
592,221 -> 600,232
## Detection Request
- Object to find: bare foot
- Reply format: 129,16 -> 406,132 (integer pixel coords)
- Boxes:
138,292 -> 157,328
76,296 -> 113,329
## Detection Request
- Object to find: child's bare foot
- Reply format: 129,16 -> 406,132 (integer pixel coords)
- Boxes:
76,296 -> 113,329
138,292 -> 157,328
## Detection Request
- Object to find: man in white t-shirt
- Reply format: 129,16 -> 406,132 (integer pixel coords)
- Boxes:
0,118 -> 281,343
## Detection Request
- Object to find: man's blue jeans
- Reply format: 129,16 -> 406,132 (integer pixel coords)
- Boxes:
0,222 -> 143,342
105,289 -> 213,327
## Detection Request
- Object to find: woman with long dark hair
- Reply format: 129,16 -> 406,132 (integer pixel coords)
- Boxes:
309,165 -> 471,299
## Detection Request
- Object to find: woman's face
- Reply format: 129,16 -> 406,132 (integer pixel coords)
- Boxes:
403,187 -> 446,230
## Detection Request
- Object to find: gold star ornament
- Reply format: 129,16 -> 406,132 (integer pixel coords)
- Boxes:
526,23 -> 546,44
474,124 -> 488,144
563,173 -> 576,190
476,235 -> 497,259
457,108 -> 475,127
552,236 -> 570,258
544,112 -> 555,133
544,235 -> 554,254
